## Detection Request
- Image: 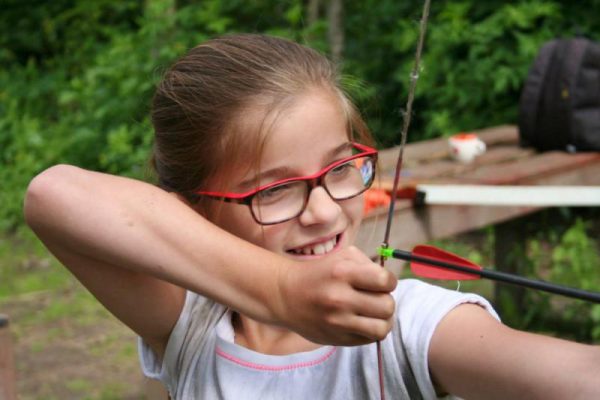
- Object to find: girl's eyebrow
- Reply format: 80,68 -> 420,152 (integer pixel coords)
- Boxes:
239,141 -> 354,189
238,166 -> 293,190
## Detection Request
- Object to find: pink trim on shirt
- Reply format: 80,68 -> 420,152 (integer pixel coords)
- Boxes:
216,346 -> 337,371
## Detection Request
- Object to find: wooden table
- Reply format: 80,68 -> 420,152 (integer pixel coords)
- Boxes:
357,125 -> 600,279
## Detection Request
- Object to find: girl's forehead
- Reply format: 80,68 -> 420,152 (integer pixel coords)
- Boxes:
258,90 -> 349,161
213,88 -> 350,191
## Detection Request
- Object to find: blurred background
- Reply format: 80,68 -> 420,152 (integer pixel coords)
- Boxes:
1,0 -> 599,398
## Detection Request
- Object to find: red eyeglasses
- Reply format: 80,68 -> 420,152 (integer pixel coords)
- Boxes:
196,142 -> 378,225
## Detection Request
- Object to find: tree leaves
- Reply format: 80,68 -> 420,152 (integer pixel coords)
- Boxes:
2,0 -> 600,229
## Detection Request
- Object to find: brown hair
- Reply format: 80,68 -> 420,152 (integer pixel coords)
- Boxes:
150,33 -> 373,208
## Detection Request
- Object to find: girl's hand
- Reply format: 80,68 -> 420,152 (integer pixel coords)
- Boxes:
274,246 -> 397,346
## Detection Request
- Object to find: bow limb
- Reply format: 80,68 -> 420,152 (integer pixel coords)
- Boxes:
380,0 -> 431,253
376,1 -> 432,399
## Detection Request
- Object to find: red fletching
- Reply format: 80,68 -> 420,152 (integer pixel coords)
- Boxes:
411,245 -> 482,280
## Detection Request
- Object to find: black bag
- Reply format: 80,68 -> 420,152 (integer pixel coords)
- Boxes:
518,37 -> 600,152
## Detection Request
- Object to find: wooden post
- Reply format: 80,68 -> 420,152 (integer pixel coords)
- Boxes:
494,218 -> 529,318
0,314 -> 17,400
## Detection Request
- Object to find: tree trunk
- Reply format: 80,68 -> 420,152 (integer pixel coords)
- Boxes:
308,0 -> 321,26
327,0 -> 344,64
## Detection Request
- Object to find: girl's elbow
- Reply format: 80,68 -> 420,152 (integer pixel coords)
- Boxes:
24,164 -> 78,229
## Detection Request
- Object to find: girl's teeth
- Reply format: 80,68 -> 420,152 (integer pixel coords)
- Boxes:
293,236 -> 338,255
324,240 -> 334,253
313,244 -> 326,255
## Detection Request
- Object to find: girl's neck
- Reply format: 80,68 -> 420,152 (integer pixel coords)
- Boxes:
231,312 -> 323,355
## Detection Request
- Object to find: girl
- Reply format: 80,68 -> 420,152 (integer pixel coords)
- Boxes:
25,34 -> 599,399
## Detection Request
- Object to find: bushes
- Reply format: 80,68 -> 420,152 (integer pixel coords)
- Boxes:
531,217 -> 600,341
430,211 -> 600,342
345,1 -> 600,145
2,0 -> 600,230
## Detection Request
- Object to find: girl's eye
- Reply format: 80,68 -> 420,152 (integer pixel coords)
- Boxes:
255,183 -> 294,202
330,161 -> 354,175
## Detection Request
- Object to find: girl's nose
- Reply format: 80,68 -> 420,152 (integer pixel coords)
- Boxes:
298,186 -> 341,226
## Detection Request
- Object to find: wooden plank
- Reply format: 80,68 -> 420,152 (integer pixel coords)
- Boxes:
0,315 -> 17,400
476,124 -> 519,145
377,124 -> 519,170
358,159 -> 600,274
363,123 -> 600,277
462,151 -> 600,185
375,146 -> 537,191
475,145 -> 535,165
518,158 -> 600,186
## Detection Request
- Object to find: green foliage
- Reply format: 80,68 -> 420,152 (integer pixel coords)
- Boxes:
549,219 -> 600,340
432,213 -> 600,341
2,0 -> 600,232
344,0 -> 600,145
512,215 -> 600,341
0,230 -> 73,299
551,219 -> 600,291
0,0 -> 320,230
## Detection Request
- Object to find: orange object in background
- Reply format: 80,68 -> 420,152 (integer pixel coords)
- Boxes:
363,188 -> 391,214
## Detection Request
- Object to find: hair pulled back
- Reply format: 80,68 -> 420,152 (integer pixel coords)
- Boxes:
150,34 -> 372,202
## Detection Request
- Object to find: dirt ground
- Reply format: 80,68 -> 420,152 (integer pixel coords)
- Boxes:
1,288 -> 161,400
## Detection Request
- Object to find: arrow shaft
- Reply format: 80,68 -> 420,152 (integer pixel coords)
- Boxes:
391,249 -> 600,303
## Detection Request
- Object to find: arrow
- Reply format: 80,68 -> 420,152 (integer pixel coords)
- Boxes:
379,244 -> 600,303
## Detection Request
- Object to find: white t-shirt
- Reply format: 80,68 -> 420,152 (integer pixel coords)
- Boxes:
139,279 -> 499,399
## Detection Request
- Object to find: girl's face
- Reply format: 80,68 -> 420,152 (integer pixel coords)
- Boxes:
213,89 -> 364,259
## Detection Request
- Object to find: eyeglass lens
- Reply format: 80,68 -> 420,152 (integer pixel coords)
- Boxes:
251,155 -> 375,224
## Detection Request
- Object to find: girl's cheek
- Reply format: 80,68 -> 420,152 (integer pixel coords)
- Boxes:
344,196 -> 366,235
351,195 -> 367,222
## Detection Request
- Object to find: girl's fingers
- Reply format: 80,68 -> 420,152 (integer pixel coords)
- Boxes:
316,288 -> 395,342
337,291 -> 396,339
350,316 -> 394,342
333,247 -> 397,293
332,313 -> 394,343
276,247 -> 398,346
353,292 -> 396,320
350,266 -> 397,293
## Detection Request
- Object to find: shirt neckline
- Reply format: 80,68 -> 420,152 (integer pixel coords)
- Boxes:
215,310 -> 336,370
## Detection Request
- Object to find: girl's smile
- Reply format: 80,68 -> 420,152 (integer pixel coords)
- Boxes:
285,232 -> 342,257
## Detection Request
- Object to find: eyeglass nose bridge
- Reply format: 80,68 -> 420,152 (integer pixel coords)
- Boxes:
290,174 -> 337,222
303,171 -> 334,200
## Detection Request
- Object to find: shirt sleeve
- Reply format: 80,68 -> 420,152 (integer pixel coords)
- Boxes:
392,279 -> 500,400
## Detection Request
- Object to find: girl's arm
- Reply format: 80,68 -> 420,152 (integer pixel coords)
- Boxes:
24,164 -> 396,356
429,304 -> 600,399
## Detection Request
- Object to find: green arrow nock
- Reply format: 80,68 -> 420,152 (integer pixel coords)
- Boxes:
377,246 -> 394,259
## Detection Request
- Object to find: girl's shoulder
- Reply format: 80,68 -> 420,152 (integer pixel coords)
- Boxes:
392,278 -> 500,323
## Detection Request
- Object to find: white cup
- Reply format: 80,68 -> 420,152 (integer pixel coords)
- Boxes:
448,133 -> 486,163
